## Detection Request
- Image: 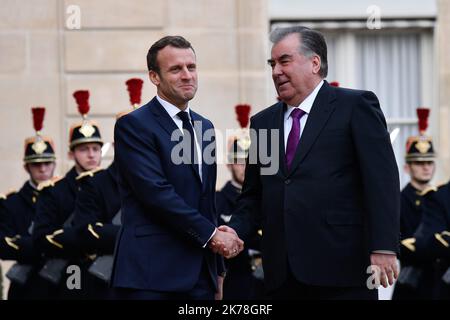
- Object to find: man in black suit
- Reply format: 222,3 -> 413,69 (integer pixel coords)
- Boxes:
222,26 -> 400,299
111,36 -> 243,300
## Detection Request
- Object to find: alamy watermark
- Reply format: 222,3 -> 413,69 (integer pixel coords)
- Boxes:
366,5 -> 381,30
170,123 -> 280,176
66,4 -> 81,30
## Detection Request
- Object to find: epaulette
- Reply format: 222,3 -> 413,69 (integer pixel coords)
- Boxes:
420,185 -> 438,196
1,189 -> 17,199
76,167 -> 104,181
420,181 -> 448,196
401,238 -> 416,252
37,176 -> 62,191
434,232 -> 449,248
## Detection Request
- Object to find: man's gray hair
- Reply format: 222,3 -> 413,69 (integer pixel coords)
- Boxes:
270,26 -> 328,78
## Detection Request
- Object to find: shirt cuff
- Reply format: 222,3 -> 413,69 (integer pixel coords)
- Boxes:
203,228 -> 217,248
372,250 -> 396,255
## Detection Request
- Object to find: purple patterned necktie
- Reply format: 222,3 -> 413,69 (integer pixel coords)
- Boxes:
285,108 -> 306,170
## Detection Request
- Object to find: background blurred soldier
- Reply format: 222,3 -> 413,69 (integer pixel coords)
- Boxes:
216,105 -> 264,299
411,124 -> 450,299
32,91 -> 103,299
72,78 -> 143,299
0,107 -> 56,299
392,108 -> 438,299
414,180 -> 450,299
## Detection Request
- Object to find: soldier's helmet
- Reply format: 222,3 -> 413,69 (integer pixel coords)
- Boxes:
23,107 -> 56,164
227,104 -> 251,164
405,108 -> 436,162
69,90 -> 103,150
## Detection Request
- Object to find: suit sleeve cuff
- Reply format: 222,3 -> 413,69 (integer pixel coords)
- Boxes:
203,228 -> 217,248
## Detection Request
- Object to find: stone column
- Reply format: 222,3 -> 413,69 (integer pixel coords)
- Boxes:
437,0 -> 450,178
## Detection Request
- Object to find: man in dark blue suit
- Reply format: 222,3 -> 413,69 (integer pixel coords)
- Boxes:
222,26 -> 400,299
112,36 -> 243,300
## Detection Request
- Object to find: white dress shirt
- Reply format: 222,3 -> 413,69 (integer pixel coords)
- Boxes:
283,80 -> 324,150
157,95 -> 202,181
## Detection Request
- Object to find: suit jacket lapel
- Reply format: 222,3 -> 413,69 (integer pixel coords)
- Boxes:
287,82 -> 336,175
151,98 -> 202,184
150,97 -> 181,139
274,103 -> 288,178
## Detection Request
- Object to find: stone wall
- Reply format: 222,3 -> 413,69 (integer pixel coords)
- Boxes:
0,0 -> 270,192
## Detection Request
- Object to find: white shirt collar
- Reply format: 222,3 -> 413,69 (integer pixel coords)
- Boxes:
230,179 -> 243,190
28,179 -> 38,190
156,95 -> 191,120
284,80 -> 324,120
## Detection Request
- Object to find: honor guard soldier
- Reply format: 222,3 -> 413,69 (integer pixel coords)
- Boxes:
0,107 -> 56,299
216,104 -> 264,299
32,90 -> 103,299
72,78 -> 144,295
414,180 -> 450,299
392,108 -> 438,299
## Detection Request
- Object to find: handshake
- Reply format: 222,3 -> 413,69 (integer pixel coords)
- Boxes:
209,225 -> 244,259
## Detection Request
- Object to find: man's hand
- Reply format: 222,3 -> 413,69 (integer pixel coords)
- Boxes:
370,253 -> 399,288
215,275 -> 224,300
209,226 -> 244,258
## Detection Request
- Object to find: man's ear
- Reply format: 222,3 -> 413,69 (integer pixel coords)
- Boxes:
23,163 -> 30,174
311,55 -> 321,75
149,70 -> 160,86
68,150 -> 74,161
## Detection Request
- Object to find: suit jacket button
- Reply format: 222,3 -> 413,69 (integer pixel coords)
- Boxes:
285,179 -> 291,185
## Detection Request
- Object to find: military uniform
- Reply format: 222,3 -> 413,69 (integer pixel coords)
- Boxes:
32,91 -> 104,299
0,107 -> 56,300
393,107 -> 439,300
73,163 -> 120,256
0,184 -> 53,299
70,164 -> 120,298
414,183 -> 450,299
392,183 -> 437,299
